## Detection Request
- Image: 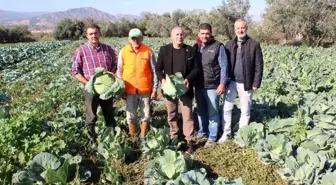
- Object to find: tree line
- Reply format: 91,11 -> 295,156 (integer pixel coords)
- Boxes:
0,25 -> 34,43
1,0 -> 336,47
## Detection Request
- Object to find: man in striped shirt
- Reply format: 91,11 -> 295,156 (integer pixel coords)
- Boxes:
71,23 -> 117,149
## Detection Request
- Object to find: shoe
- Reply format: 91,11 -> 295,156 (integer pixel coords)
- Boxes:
195,134 -> 208,140
185,142 -> 194,154
204,140 -> 216,148
218,135 -> 229,144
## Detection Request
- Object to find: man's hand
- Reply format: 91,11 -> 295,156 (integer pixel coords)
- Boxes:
252,86 -> 258,91
161,79 -> 166,87
184,79 -> 189,89
151,91 -> 157,100
111,73 -> 117,78
216,83 -> 225,95
121,93 -> 127,100
74,74 -> 88,84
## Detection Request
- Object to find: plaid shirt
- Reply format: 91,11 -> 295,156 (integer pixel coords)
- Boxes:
71,43 -> 116,80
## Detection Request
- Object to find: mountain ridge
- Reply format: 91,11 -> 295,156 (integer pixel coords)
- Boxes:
0,7 -> 139,28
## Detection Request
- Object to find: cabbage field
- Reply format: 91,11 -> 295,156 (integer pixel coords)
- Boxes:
0,38 -> 335,185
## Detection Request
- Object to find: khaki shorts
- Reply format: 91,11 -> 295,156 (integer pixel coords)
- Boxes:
126,93 -> 150,123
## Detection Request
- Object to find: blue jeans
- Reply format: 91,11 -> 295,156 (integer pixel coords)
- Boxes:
195,88 -> 220,141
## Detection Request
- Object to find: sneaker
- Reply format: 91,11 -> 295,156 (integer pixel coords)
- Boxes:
193,134 -> 208,141
185,142 -> 194,154
204,140 -> 216,148
218,135 -> 229,144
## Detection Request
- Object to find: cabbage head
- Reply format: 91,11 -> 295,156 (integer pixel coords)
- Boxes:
162,72 -> 187,99
85,67 -> 125,100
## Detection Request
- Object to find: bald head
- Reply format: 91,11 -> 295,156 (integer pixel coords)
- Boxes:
170,27 -> 184,48
171,27 -> 183,37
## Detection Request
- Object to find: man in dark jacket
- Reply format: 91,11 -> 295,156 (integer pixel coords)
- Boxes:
155,27 -> 199,153
219,19 -> 264,143
194,23 -> 229,148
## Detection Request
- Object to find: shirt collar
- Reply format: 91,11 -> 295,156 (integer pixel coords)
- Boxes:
87,43 -> 102,51
201,38 -> 215,48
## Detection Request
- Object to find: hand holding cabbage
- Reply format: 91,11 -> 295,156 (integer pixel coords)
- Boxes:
85,67 -> 125,100
161,72 -> 188,99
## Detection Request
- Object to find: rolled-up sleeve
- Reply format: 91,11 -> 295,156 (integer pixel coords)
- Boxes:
117,49 -> 123,78
218,45 -> 229,84
150,50 -> 159,91
71,48 -> 83,76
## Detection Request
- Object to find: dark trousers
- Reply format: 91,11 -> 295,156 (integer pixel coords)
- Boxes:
84,90 -> 115,134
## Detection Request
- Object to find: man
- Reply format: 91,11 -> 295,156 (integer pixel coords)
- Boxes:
117,28 -> 158,138
155,27 -> 199,154
194,23 -> 229,147
71,23 -> 117,148
219,19 -> 264,143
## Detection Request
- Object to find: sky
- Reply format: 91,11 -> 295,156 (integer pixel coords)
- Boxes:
0,0 -> 266,21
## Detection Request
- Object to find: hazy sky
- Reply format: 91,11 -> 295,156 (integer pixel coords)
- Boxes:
0,0 -> 266,21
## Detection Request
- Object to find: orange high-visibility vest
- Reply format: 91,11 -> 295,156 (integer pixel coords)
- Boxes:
121,44 -> 153,94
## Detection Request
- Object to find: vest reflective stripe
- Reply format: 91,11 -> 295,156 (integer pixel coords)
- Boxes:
122,44 -> 153,94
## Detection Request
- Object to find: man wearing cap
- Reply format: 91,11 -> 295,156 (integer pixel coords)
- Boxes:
117,28 -> 158,138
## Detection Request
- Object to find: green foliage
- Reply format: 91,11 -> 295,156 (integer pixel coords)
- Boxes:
168,168 -> 247,185
0,41 -> 69,70
101,165 -> 123,184
141,127 -> 181,159
320,171 -> 336,185
144,149 -> 188,184
12,153 -> 89,184
45,159 -> 69,185
263,0 -> 336,46
85,67 -> 125,100
53,18 -> 85,40
234,122 -> 265,147
162,72 -> 188,99
97,127 -> 131,162
0,25 -> 34,43
169,168 -> 211,185
194,141 -> 286,185
1,38 -> 336,185
254,134 -> 293,165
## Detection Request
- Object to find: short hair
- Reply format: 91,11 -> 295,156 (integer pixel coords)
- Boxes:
199,23 -> 212,32
84,22 -> 101,35
234,19 -> 248,29
170,26 -> 184,37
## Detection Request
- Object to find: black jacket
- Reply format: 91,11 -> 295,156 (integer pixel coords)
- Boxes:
225,36 -> 264,91
193,39 -> 223,89
155,43 -> 199,98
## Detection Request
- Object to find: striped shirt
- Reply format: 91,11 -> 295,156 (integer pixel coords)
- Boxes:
71,43 -> 116,80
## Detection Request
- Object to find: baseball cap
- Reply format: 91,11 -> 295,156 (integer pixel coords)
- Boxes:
129,28 -> 142,38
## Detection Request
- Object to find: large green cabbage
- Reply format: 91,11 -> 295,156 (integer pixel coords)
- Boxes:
85,67 -> 125,100
162,72 -> 187,99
